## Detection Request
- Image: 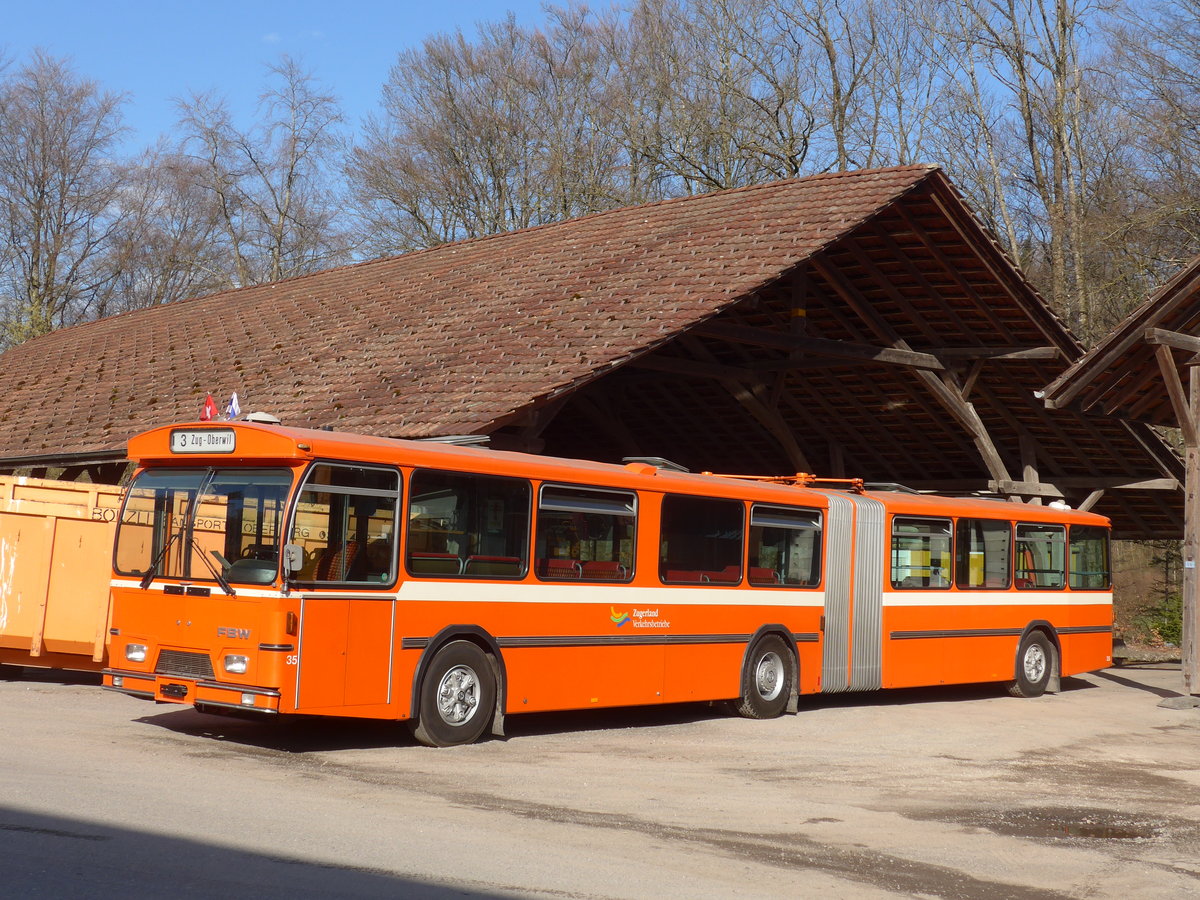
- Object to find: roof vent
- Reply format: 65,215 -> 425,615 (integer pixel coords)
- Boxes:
243,412 -> 281,425
416,434 -> 492,447
863,482 -> 921,494
621,456 -> 690,473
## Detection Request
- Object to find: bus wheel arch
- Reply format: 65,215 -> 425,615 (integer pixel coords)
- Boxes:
734,626 -> 799,719
410,626 -> 507,746
1009,623 -> 1061,698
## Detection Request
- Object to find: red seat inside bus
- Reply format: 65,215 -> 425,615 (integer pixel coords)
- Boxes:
315,541 -> 361,581
580,560 -> 627,579
538,558 -> 582,578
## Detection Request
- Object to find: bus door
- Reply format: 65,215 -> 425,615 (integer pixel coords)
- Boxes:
290,464 -> 402,711
821,493 -> 885,692
296,591 -> 395,710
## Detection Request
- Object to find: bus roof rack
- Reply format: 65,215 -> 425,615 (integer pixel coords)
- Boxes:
621,456 -> 690,472
700,472 -> 866,493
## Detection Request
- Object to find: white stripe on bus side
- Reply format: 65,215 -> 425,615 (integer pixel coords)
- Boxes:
883,590 -> 1112,608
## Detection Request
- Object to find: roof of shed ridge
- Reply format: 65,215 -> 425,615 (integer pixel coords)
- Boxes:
0,164 -> 940,459
11,164 -> 941,341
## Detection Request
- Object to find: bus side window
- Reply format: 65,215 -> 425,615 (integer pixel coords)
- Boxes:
1069,525 -> 1111,590
955,518 -> 1011,589
891,517 -> 952,589
534,485 -> 635,582
1015,523 -> 1065,589
659,495 -> 744,584
407,470 -> 530,579
748,504 -> 822,587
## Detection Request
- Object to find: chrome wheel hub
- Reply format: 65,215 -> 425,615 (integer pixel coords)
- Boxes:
436,665 -> 479,725
755,651 -> 785,701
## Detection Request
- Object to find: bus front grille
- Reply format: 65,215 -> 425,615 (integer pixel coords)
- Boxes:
156,650 -> 215,679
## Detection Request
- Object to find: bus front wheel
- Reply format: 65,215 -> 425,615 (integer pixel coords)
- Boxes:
412,640 -> 496,747
1009,631 -> 1054,698
735,634 -> 794,719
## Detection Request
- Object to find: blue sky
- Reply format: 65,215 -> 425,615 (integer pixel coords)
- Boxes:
2,0 -> 560,151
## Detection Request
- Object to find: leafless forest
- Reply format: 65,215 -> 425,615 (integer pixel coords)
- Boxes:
2,0 -> 1199,352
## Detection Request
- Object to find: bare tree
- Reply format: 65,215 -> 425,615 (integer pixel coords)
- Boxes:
347,11 -> 633,254
772,0 -> 881,171
0,52 -> 127,348
1105,1 -> 1200,287
175,56 -> 350,288
853,0 -> 956,167
347,20 -> 538,252
935,1 -> 1118,336
97,146 -> 229,315
649,0 -> 824,188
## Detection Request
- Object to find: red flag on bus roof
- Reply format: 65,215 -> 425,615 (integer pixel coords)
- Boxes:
200,393 -> 218,421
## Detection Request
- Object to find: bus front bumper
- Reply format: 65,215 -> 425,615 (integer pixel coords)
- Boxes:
103,668 -> 281,714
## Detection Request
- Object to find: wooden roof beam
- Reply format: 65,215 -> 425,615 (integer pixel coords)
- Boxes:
934,346 -> 1064,361
1120,331 -> 1200,419
972,377 -> 1126,485
720,379 -> 813,472
891,205 -> 1022,342
873,226 -> 1017,340
839,239 -> 947,344
811,255 -> 1014,485
692,321 -> 944,370
924,185 -> 1078,350
994,477 -> 1180,495
681,334 -> 816,473
1145,327 -> 1200,355
1154,342 -> 1199,447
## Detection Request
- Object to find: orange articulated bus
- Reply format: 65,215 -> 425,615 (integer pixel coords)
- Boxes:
102,421 -> 1113,746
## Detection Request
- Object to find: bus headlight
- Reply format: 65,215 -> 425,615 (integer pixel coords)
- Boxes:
125,644 -> 147,663
223,654 -> 248,674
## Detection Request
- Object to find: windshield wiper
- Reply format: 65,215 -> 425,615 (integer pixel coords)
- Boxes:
139,530 -> 183,590
192,534 -> 236,596
137,468 -> 236,594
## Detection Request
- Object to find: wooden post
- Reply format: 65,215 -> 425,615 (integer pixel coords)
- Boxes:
1020,433 -> 1041,506
1186,366 -> 1200,695
1152,340 -> 1199,695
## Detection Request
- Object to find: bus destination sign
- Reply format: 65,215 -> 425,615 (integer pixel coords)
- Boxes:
170,428 -> 236,454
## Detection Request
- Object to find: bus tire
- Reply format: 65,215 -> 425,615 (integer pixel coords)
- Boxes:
411,640 -> 496,747
735,634 -> 794,719
1009,631 -> 1053,698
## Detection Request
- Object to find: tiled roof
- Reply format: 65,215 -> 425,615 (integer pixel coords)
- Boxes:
0,165 -> 937,459
1043,254 -> 1200,424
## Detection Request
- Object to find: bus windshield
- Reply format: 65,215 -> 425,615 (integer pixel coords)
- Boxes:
115,467 -> 293,586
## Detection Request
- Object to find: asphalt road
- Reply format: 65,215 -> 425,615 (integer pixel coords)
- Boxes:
1,662 -> 1198,899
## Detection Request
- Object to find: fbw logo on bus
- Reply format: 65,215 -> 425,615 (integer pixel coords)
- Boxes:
217,626 -> 251,640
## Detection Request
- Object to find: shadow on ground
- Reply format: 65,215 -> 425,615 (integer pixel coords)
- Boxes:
126,673 -> 1116,755
0,806 -> 509,898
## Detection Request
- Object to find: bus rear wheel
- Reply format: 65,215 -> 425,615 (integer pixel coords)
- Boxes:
735,634 -> 794,719
1009,631 -> 1054,698
412,640 -> 496,747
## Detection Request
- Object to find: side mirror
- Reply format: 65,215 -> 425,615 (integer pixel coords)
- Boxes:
282,544 -> 304,574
